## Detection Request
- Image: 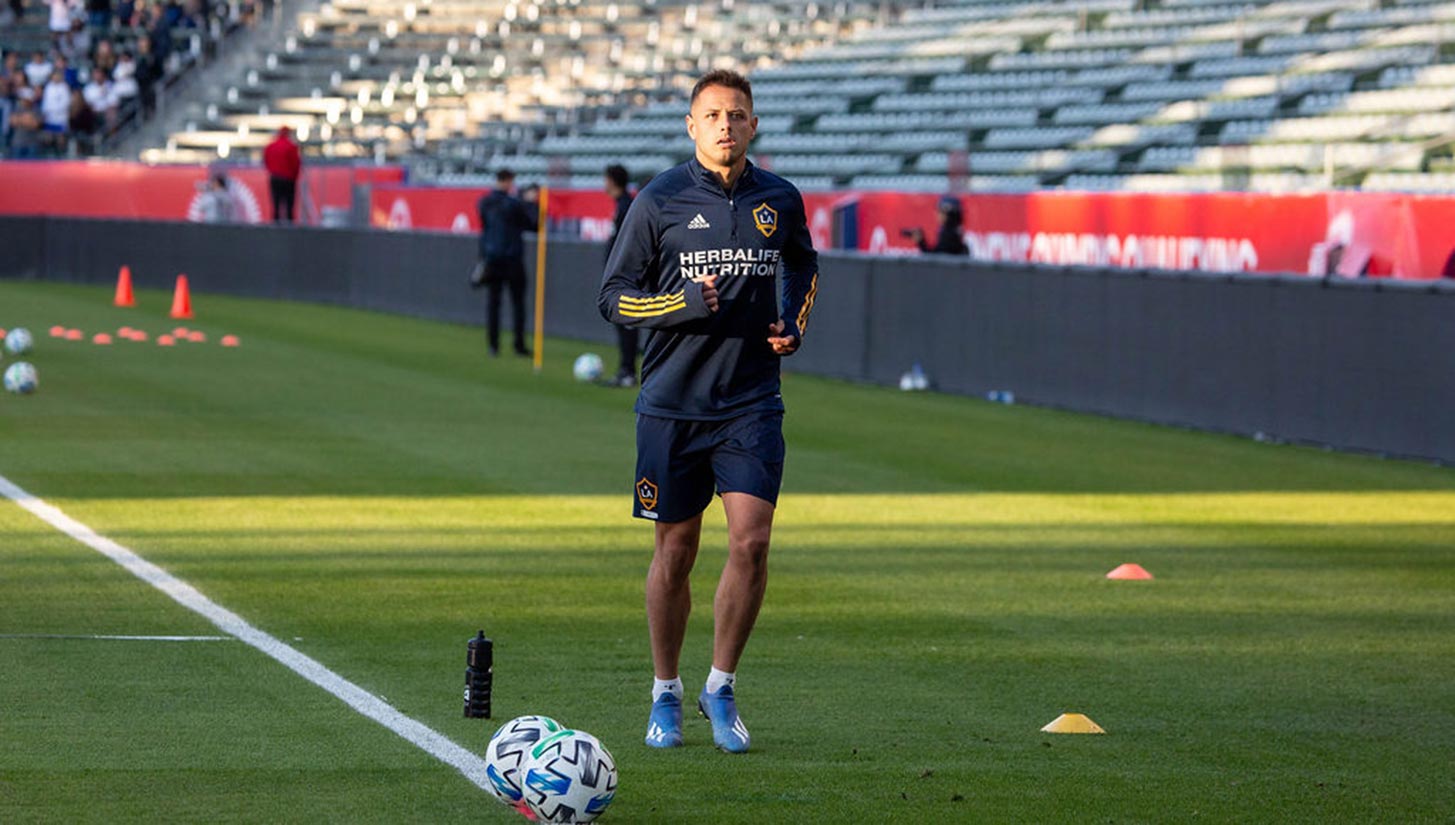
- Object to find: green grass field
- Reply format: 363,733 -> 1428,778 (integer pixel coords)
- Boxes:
2,280 -> 1453,823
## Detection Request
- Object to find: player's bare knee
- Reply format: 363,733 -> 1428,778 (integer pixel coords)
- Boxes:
728,529 -> 771,569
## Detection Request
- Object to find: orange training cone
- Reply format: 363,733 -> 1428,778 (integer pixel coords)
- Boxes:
114,265 -> 135,307
170,275 -> 193,319
1106,563 -> 1154,580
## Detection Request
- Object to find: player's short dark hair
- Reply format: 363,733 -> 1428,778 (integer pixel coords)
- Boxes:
495,168 -> 516,184
604,164 -> 629,189
690,69 -> 753,109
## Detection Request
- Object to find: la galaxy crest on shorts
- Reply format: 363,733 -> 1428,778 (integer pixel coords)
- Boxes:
636,477 -> 659,519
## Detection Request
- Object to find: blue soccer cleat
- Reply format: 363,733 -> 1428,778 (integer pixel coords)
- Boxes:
644,691 -> 684,748
697,685 -> 750,753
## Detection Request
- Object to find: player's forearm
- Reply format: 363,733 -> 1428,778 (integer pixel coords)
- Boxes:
599,282 -> 711,329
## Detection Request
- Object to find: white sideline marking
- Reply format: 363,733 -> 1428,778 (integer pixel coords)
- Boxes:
0,472 -> 492,793
0,633 -> 232,641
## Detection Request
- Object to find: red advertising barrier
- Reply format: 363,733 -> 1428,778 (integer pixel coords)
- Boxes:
804,189 -> 1454,279
6,160 -> 1454,278
0,161 -> 404,225
368,184 -> 617,239
373,185 -> 1455,278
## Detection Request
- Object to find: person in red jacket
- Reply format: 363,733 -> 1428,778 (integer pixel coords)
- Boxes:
263,126 -> 301,223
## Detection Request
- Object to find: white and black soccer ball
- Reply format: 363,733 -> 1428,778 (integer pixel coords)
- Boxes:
484,715 -> 564,807
572,353 -> 604,383
4,327 -> 34,355
522,729 -> 617,823
4,361 -> 38,394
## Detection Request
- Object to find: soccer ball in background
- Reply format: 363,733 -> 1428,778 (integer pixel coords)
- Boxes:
4,362 -> 39,394
522,729 -> 617,823
572,353 -> 604,383
5,327 -> 34,355
484,715 -> 565,807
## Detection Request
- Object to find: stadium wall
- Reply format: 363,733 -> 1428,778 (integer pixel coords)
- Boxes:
3,217 -> 1453,464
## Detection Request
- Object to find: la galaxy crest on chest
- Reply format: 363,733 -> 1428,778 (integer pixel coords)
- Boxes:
752,202 -> 778,238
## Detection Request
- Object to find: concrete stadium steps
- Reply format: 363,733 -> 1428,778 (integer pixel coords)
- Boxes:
117,0 -> 1455,193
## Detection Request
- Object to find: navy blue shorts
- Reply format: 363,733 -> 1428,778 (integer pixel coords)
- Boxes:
633,410 -> 785,522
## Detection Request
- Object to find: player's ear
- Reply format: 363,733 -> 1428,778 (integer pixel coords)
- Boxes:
685,113 -> 695,139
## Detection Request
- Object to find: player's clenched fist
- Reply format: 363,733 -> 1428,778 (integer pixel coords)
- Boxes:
700,275 -> 720,312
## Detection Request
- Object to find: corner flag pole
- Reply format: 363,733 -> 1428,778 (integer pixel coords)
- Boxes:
532,186 -> 548,374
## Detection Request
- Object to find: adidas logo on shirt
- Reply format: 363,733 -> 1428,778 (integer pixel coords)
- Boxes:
687,213 -> 711,230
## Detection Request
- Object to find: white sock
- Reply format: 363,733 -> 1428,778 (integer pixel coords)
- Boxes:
653,677 -> 683,702
705,667 -> 735,694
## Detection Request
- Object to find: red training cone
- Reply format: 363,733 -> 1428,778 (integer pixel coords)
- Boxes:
93,333 -> 113,345
114,265 -> 135,307
170,275 -> 193,319
1106,563 -> 1154,580
220,335 -> 240,347
157,334 -> 176,347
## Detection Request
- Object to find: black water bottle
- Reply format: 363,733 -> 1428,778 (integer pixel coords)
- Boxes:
464,630 -> 492,719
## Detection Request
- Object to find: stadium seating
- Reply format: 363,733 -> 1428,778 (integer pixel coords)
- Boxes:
118,0 -> 1455,193
1,0 -> 245,157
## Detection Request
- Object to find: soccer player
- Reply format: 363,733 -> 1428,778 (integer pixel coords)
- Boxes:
598,69 -> 819,754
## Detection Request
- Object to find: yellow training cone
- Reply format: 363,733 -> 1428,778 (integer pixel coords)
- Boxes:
1040,713 -> 1106,734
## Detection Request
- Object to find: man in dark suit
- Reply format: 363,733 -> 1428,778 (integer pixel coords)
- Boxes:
476,168 -> 537,357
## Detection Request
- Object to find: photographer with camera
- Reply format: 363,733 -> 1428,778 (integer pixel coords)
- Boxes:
903,195 -> 969,256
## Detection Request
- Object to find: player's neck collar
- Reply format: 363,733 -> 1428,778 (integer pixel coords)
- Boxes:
690,156 -> 754,191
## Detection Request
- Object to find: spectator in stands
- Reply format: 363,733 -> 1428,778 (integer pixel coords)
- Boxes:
4,0 -> 25,25
1,52 -> 21,88
112,50 -> 137,102
134,34 -> 160,115
67,86 -> 96,148
48,0 -> 72,46
603,162 -> 638,387
180,0 -> 204,28
62,17 -> 92,62
0,64 -> 12,153
116,0 -> 136,26
263,125 -> 301,222
0,56 -> 20,139
39,69 -> 70,151
476,168 -> 538,357
906,195 -> 969,256
92,38 -> 117,75
23,51 -> 53,87
87,0 -> 111,31
8,97 -> 42,157
53,54 -> 79,88
82,65 -> 115,129
146,4 -> 173,62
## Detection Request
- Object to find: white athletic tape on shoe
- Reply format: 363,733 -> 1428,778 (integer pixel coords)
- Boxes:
0,472 -> 492,793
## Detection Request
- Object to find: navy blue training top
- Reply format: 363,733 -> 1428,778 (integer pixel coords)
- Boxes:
598,157 -> 820,421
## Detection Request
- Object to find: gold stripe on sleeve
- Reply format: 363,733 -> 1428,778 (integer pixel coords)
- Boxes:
795,273 -> 819,335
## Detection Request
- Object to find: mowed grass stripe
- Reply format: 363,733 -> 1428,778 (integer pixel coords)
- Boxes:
0,499 -> 491,824
0,472 -> 494,793
1,281 -> 1453,822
